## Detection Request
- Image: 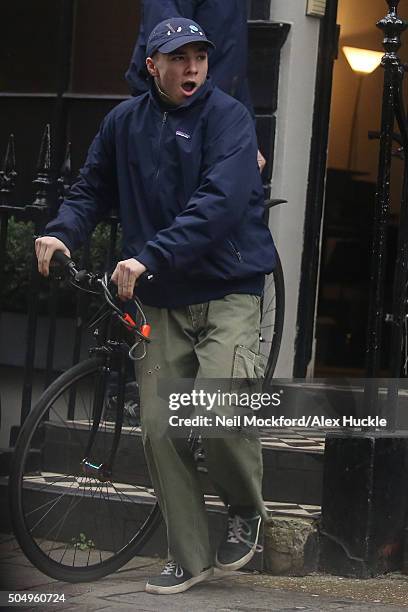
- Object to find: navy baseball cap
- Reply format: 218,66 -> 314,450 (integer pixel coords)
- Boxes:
146,17 -> 215,57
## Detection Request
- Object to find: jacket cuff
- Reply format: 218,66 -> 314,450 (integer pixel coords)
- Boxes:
134,248 -> 162,274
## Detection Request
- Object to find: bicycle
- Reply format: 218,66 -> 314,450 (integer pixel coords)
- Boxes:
9,242 -> 284,582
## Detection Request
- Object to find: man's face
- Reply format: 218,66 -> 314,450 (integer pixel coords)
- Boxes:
146,42 -> 208,105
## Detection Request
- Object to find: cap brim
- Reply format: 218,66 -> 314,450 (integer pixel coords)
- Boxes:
152,35 -> 215,56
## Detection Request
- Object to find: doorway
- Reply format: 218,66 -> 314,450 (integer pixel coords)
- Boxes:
314,0 -> 407,376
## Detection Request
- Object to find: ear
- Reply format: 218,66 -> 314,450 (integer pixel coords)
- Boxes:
146,57 -> 159,78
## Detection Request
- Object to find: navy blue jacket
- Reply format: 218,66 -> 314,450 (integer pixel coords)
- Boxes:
45,79 -> 275,307
126,0 -> 255,118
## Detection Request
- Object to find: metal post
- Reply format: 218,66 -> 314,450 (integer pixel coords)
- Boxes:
44,142 -> 73,387
0,134 -> 17,207
321,1 -> 408,577
0,135 -> 18,305
21,125 -> 53,423
52,0 -> 75,196
364,1 -> 407,415
385,57 -> 408,429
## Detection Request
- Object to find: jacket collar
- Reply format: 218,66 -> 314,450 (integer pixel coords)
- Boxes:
148,76 -> 214,113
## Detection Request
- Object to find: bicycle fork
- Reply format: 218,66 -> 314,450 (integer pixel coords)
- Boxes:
81,346 -> 128,482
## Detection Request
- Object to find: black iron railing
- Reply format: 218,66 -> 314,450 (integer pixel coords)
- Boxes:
0,125 -> 120,433
364,0 -> 408,426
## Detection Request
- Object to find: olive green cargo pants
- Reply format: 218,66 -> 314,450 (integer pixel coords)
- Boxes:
137,293 -> 267,576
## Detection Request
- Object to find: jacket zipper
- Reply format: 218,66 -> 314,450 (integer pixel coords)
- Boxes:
155,111 -> 168,181
228,239 -> 243,262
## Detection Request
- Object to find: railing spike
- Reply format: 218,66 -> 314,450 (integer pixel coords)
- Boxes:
32,124 -> 53,208
0,133 -> 18,206
36,123 -> 51,173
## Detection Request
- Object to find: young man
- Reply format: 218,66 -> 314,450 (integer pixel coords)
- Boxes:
126,0 -> 253,112
36,18 -> 276,595
126,0 -> 266,170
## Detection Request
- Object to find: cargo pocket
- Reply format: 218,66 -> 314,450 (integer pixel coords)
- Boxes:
231,345 -> 267,393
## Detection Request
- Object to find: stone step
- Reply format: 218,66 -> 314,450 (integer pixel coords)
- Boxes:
37,419 -> 325,506
0,472 -> 320,575
0,447 -> 40,477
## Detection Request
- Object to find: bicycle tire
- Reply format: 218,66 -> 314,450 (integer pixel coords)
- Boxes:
9,357 -> 162,583
260,249 -> 285,382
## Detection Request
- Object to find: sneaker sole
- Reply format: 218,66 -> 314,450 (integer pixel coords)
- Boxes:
145,567 -> 213,595
215,517 -> 262,572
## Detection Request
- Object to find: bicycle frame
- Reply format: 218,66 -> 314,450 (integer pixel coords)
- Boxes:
51,252 -> 151,483
82,343 -> 129,482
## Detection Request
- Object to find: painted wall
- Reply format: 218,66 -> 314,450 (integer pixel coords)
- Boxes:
267,2 -> 321,376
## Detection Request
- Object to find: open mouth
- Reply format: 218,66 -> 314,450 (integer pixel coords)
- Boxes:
181,81 -> 197,95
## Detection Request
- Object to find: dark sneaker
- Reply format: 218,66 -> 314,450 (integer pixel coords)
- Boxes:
104,381 -> 140,427
145,560 -> 213,595
216,512 -> 262,571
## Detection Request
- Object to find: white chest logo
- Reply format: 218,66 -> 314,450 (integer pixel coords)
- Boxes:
176,131 -> 191,140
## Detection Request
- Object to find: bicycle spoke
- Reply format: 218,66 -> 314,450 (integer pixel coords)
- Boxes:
261,322 -> 276,332
262,306 -> 276,316
109,481 -> 146,508
41,478 -> 87,543
24,481 -> 78,518
59,475 -> 96,566
92,479 -> 104,566
12,358 -> 160,578
27,478 -> 79,534
23,473 -> 75,489
262,297 -> 276,316
104,481 -> 118,556
48,405 -> 87,457
45,490 -> 86,561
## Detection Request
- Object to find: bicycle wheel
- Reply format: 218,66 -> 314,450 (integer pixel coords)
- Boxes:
9,357 -> 161,583
260,249 -> 285,381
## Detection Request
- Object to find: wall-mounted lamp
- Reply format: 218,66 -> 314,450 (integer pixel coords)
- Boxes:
342,46 -> 383,170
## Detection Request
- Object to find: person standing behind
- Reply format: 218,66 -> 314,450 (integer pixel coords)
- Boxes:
126,0 -> 266,171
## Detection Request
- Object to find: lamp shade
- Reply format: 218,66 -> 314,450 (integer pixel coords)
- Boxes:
343,46 -> 383,74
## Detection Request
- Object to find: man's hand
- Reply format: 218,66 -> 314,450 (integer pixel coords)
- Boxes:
35,236 -> 71,277
257,149 -> 266,173
111,258 -> 147,300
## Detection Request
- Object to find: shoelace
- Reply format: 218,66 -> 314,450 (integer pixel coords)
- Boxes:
161,560 -> 184,578
227,515 -> 263,553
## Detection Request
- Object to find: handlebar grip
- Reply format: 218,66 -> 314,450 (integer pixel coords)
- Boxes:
51,251 -> 73,267
50,251 -> 81,279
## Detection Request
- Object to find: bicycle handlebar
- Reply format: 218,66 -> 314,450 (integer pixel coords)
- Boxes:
50,250 -> 154,287
51,251 -> 85,281
51,250 -> 77,271
50,250 -> 153,346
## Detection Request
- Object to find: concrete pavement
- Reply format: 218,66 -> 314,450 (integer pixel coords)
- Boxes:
1,534 -> 408,611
